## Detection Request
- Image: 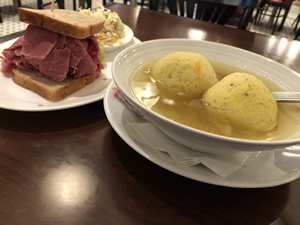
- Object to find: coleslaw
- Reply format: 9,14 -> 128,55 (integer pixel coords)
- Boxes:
80,6 -> 126,47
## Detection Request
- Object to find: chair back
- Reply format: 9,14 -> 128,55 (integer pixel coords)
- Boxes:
267,0 -> 293,6
282,0 -> 293,6
167,0 -> 260,29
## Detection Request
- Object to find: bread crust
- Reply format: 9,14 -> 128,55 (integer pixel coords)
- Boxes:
18,8 -> 105,39
12,67 -> 97,101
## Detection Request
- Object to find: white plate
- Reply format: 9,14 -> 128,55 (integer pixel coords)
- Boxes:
104,82 -> 300,188
0,37 -> 140,111
103,25 -> 134,53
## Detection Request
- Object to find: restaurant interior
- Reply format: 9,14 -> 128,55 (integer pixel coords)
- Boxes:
0,0 -> 300,40
1,1 -> 300,225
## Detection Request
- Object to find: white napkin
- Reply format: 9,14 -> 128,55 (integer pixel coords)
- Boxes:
126,121 -> 255,177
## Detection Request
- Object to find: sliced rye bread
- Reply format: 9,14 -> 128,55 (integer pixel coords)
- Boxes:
12,67 -> 97,101
18,8 -> 105,39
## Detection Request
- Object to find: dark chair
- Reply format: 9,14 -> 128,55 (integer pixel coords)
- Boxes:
295,28 -> 300,39
166,0 -> 260,30
293,12 -> 300,39
72,0 -> 92,10
37,0 -> 65,9
254,0 -> 293,35
78,0 -> 92,9
124,0 -> 150,8
1,0 -> 22,22
292,12 -> 300,30
103,0 -> 152,9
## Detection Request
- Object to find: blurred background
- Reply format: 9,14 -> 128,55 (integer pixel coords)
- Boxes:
0,0 -> 299,40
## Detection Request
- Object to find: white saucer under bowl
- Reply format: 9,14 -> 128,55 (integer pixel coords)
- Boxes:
104,82 -> 300,188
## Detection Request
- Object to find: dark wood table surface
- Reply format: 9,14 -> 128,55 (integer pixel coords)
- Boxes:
1,3 -> 300,225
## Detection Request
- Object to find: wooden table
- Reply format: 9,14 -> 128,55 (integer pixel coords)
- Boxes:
0,3 -> 300,225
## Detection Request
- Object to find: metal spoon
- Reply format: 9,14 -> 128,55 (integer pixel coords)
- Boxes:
272,92 -> 300,103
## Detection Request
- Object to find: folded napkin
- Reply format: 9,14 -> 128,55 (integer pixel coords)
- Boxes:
126,121 -> 257,177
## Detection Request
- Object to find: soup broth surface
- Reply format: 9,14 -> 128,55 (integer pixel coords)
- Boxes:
130,60 -> 300,140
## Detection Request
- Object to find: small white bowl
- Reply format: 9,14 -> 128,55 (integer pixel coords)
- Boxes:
111,39 -> 300,154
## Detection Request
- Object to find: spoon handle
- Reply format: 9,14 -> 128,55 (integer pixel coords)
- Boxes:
272,92 -> 300,103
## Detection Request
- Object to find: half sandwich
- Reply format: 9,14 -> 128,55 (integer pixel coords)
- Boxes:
1,8 -> 105,101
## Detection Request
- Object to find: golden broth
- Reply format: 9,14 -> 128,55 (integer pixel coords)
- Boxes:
130,60 -> 300,140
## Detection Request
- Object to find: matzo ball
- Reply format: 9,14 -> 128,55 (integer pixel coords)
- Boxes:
203,72 -> 278,133
152,52 -> 218,97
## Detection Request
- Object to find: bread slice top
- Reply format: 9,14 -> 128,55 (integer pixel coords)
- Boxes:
19,8 -> 105,39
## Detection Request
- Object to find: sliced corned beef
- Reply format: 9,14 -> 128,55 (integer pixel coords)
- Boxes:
87,36 -> 102,74
87,36 -> 100,59
22,25 -> 58,60
39,48 -> 71,82
4,36 -> 23,51
67,38 -> 88,69
0,25 -> 102,81
13,56 -> 36,71
2,37 -> 23,61
1,37 -> 24,71
0,57 -> 14,71
56,35 -> 67,49
15,47 -> 23,57
75,54 -> 98,78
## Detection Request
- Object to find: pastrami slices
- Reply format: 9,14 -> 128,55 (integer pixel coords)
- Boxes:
1,25 -> 103,82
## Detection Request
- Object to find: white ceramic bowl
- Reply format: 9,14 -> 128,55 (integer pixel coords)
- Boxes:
111,38 -> 300,154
